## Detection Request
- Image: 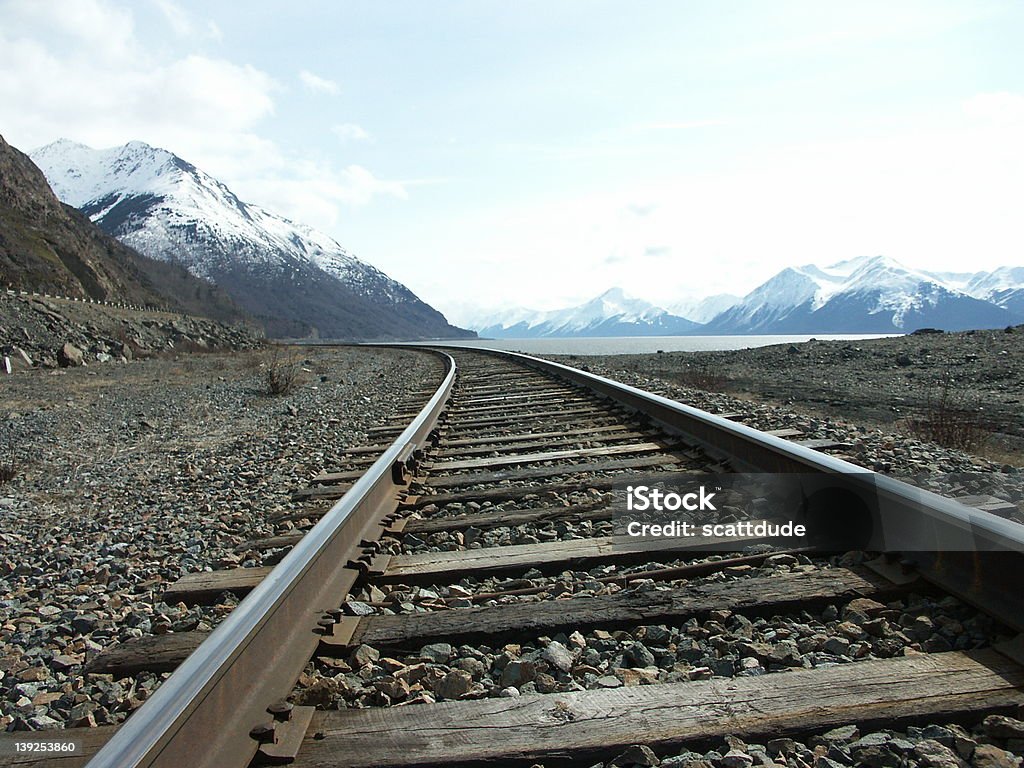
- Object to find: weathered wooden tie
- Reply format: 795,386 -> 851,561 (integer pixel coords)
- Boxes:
291,651 -> 1024,768
85,566 -> 900,677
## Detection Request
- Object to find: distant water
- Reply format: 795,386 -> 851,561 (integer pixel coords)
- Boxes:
412,334 -> 898,356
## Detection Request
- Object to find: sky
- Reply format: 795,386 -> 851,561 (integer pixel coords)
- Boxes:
2,0 -> 1023,325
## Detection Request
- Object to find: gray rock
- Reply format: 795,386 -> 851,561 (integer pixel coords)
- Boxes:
983,715 -> 1024,740
823,636 -> 851,655
71,613 -> 99,634
912,739 -> 966,768
817,725 -> 860,745
499,660 -> 537,688
342,601 -> 376,617
434,670 -> 473,699
624,642 -> 656,668
542,641 -> 575,673
27,714 -> 61,729
454,657 -> 486,678
719,750 -> 754,767
349,644 -> 380,668
766,738 -> 798,756
419,643 -> 454,663
610,744 -> 660,766
661,753 -> 712,768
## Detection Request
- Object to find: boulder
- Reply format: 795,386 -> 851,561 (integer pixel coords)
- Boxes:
58,342 -> 84,367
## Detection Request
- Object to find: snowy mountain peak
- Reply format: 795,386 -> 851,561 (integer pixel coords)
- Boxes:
469,288 -> 699,338
597,286 -> 628,301
31,139 -> 471,340
706,255 -> 1023,333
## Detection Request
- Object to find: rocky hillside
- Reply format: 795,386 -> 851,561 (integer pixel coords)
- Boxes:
0,134 -> 247,324
1,292 -> 260,369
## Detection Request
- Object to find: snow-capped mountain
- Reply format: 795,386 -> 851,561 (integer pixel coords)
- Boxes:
473,288 -> 700,338
31,139 -> 472,340
704,255 -> 1022,333
466,258 -> 1023,338
669,293 -> 741,323
961,267 -> 1024,316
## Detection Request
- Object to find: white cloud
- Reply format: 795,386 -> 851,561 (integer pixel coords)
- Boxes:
332,122 -> 370,142
152,0 -> 189,36
151,0 -> 221,40
421,107 -> 1024,313
299,69 -> 340,95
3,0 -> 135,60
0,0 -> 405,235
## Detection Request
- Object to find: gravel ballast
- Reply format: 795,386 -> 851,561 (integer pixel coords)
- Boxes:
0,345 -> 443,730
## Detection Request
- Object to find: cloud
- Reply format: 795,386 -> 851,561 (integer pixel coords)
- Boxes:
152,0 -> 189,36
151,0 -> 221,40
299,69 -> 340,95
424,110 -> 1024,310
0,0 -> 405,235
332,122 -> 370,142
3,0 -> 135,60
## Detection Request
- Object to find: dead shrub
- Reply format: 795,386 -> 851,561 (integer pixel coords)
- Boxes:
671,360 -> 728,391
902,374 -> 991,452
264,347 -> 302,395
0,438 -> 17,485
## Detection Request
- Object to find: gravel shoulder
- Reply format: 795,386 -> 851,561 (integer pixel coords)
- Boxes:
0,345 -> 443,730
549,328 -> 1024,462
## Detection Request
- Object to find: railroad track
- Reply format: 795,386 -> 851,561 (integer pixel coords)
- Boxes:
5,347 -> 1024,768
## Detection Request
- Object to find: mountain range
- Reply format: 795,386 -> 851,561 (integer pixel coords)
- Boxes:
468,257 -> 1024,338
470,288 -> 701,338
31,139 -> 472,340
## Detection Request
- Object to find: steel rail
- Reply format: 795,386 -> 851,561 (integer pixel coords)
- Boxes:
85,350 -> 456,768
447,347 -> 1024,628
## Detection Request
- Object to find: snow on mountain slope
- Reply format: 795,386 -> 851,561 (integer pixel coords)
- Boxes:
473,288 -> 700,338
668,293 -> 741,323
31,139 -> 472,340
705,255 -> 1022,333
960,266 -> 1024,315
469,256 -> 1024,338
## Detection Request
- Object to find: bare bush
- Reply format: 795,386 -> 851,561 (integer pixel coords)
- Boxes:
0,438 -> 16,485
902,374 -> 991,452
671,360 -> 728,391
264,347 -> 302,395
